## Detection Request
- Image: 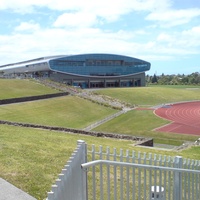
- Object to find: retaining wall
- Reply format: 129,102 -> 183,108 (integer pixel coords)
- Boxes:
0,92 -> 69,105
0,120 -> 145,142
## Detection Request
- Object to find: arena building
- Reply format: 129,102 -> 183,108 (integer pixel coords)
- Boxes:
0,53 -> 151,88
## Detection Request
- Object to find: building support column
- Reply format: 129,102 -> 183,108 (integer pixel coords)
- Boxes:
132,79 -> 135,86
118,79 -> 121,87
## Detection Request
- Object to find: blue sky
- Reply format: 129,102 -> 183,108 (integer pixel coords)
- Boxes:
0,0 -> 200,75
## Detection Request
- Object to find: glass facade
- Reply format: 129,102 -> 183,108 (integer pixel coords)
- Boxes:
49,54 -> 150,77
0,54 -> 150,88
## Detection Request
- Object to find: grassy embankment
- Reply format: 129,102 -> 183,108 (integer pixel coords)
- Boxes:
0,79 -> 117,128
0,79 -> 200,199
0,80 -> 199,144
93,86 -> 200,144
0,95 -> 117,129
0,79 -> 58,99
94,85 -> 200,107
1,124 -> 200,200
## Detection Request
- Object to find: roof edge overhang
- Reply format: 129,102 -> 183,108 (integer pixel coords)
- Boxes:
51,69 -> 146,78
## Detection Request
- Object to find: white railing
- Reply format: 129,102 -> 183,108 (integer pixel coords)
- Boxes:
47,140 -> 87,200
83,110 -> 126,131
84,144 -> 200,200
47,141 -> 200,200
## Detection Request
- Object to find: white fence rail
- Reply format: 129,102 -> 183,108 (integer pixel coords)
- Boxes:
47,141 -> 200,200
84,144 -> 200,200
47,140 -> 87,200
83,110 -> 126,131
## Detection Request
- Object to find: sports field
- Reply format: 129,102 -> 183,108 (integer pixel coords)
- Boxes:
154,101 -> 200,135
93,86 -> 200,144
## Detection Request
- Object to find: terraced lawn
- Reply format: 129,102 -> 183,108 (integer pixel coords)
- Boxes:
94,86 -> 200,107
0,79 -> 58,99
1,124 -> 199,199
93,109 -> 198,145
0,96 -> 117,129
1,80 -> 200,199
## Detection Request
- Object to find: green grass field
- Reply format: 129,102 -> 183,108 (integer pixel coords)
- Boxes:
94,86 -> 200,106
1,124 -> 200,199
93,109 -> 198,145
0,79 -> 58,99
0,79 -> 200,199
0,96 -> 117,128
91,86 -> 200,144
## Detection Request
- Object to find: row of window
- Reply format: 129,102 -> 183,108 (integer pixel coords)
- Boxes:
25,62 -> 47,68
52,60 -> 145,67
90,73 -> 120,76
51,66 -> 145,76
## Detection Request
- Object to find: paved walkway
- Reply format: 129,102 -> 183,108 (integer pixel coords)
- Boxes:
0,178 -> 36,200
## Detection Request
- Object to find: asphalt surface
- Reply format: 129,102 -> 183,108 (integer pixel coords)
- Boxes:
0,178 -> 36,200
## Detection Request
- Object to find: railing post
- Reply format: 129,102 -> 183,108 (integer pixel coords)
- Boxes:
173,156 -> 183,200
77,140 -> 88,200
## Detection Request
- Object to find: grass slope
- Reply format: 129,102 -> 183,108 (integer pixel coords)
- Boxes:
0,124 -> 199,199
0,79 -> 58,99
94,86 -> 200,106
92,86 -> 200,143
1,81 -> 200,199
0,96 -> 117,128
93,109 -> 198,145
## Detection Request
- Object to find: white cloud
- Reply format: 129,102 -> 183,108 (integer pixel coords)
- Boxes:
182,26 -> 200,47
15,22 -> 40,32
51,0 -> 172,29
0,26 -> 149,64
182,26 -> 200,37
0,25 -> 197,66
0,0 -> 172,19
0,0 -> 156,11
52,0 -> 172,24
54,12 -> 97,28
157,33 -> 172,43
0,0 -> 35,13
0,0 -> 199,71
156,25 -> 200,49
146,8 -> 200,27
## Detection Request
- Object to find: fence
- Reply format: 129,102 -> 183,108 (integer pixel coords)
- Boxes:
47,141 -> 200,200
47,140 -> 87,200
83,110 -> 126,131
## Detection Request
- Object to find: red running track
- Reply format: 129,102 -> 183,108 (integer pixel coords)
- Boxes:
154,101 -> 200,136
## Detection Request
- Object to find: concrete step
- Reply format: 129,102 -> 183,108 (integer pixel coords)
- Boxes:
0,178 -> 36,200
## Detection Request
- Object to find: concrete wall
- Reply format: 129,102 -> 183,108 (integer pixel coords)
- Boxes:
0,92 -> 69,105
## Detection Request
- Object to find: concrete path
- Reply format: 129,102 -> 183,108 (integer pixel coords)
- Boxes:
0,178 -> 36,200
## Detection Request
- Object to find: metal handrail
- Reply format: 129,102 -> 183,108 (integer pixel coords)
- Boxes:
81,159 -> 200,174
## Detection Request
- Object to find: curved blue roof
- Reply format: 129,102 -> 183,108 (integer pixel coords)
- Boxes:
0,53 -> 150,77
49,53 -> 150,77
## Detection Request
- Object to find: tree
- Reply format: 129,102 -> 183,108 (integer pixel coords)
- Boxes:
151,74 -> 158,83
146,72 -> 200,85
